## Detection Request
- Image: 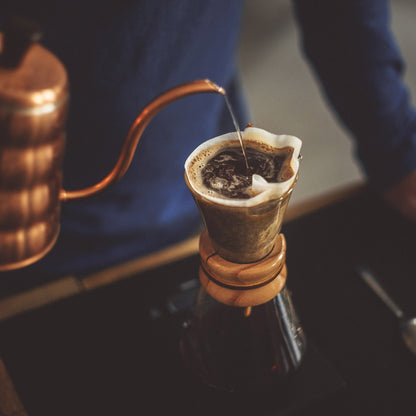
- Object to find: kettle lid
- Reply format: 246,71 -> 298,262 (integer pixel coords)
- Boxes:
0,18 -> 68,112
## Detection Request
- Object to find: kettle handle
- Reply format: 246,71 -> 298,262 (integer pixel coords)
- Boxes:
60,79 -> 225,201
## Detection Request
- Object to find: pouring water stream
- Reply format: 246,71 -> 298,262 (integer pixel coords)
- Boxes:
224,94 -> 250,172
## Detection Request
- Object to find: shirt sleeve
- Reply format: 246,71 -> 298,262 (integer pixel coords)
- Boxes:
292,0 -> 416,192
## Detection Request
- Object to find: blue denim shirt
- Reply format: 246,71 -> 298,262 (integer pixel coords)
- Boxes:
293,0 -> 416,192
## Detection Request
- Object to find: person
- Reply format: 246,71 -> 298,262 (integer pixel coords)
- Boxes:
292,0 -> 416,223
1,0 -> 415,286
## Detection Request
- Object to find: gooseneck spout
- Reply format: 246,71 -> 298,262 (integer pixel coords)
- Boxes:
60,79 -> 225,201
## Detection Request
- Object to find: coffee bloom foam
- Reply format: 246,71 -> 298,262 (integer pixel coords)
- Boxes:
185,126 -> 302,208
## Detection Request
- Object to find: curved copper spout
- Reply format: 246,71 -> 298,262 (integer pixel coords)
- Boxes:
60,79 -> 225,201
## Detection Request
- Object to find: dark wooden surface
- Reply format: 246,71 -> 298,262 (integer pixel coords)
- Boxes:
284,188 -> 416,415
0,186 -> 415,415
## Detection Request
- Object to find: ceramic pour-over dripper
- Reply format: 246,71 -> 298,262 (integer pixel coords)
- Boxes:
185,126 -> 302,263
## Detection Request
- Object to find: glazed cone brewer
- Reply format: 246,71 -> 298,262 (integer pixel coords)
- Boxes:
0,19 -> 225,271
181,127 -> 306,392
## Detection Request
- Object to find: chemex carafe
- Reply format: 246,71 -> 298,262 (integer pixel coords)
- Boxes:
180,127 -> 307,392
0,18 -> 225,270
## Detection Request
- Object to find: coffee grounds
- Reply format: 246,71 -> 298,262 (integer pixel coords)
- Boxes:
201,145 -> 292,199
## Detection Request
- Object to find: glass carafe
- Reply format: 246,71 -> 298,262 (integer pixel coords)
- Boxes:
180,283 -> 306,393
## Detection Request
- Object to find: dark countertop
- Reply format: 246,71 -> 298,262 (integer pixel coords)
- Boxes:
0,185 -> 415,415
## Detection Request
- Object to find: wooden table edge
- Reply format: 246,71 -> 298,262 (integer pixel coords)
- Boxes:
0,180 -> 366,323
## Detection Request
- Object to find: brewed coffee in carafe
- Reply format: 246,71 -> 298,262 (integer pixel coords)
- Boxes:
181,126 -> 306,392
180,257 -> 305,392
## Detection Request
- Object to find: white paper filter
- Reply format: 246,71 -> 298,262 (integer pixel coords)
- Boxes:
185,126 -> 302,207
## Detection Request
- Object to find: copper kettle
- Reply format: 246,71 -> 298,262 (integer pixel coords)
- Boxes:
0,19 -> 225,271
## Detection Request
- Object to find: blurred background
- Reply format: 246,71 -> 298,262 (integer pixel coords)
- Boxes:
238,0 -> 416,204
